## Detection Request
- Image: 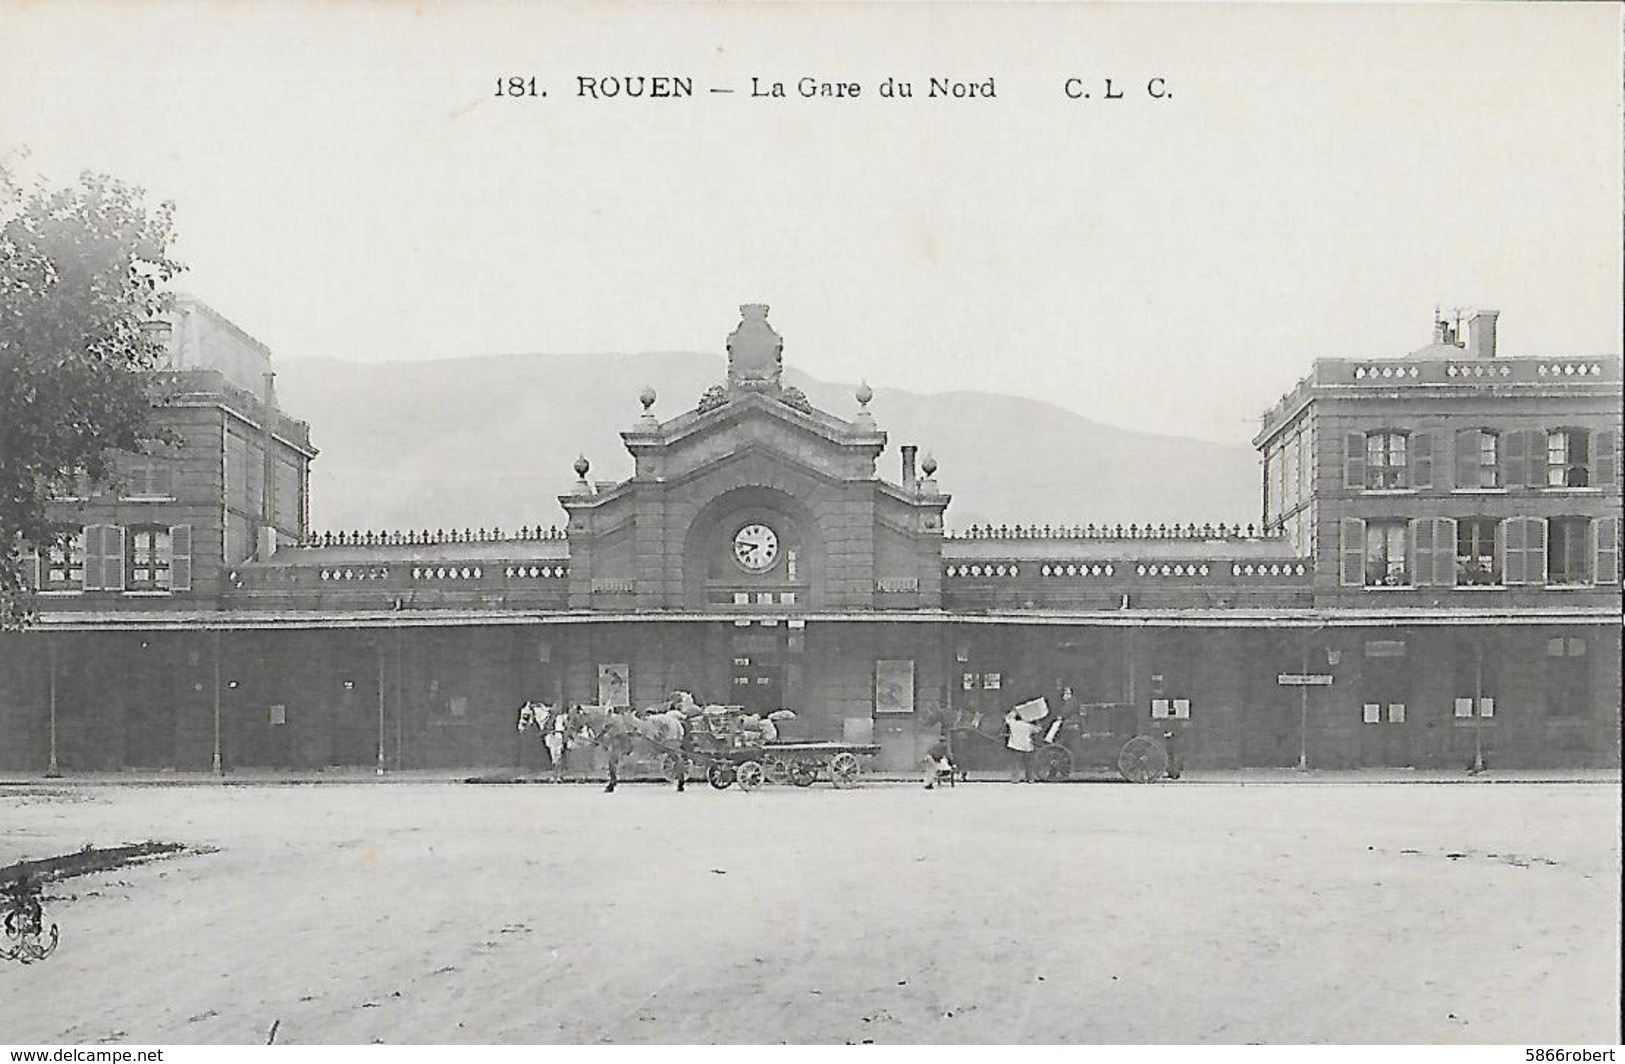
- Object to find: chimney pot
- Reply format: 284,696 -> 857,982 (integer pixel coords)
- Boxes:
901,444 -> 917,486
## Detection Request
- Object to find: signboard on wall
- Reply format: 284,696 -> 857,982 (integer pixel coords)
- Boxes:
874,659 -> 915,715
598,663 -> 630,707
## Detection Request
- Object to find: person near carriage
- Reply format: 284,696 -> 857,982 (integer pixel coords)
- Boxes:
1004,708 -> 1040,783
923,732 -> 955,789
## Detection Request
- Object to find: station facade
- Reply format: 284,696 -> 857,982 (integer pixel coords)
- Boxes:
1,303 -> 1619,775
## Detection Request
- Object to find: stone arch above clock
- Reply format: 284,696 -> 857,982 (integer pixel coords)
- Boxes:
559,306 -> 951,612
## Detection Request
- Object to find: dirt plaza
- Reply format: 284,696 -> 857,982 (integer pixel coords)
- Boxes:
1,776 -> 1618,1045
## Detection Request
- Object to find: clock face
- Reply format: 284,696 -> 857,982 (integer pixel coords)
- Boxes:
732,522 -> 780,572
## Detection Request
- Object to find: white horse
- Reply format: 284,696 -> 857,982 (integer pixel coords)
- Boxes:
516,700 -> 568,780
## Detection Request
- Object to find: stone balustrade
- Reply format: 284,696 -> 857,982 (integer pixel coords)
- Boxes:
946,522 -> 1279,541
298,525 -> 568,548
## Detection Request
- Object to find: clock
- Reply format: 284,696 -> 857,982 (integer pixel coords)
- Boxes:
732,522 -> 780,572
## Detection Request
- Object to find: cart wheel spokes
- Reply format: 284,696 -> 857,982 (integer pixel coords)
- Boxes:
829,751 -> 860,788
735,760 -> 765,791
764,758 -> 792,786
1037,744 -> 1073,782
1117,735 -> 1168,784
790,762 -> 817,787
707,762 -> 736,790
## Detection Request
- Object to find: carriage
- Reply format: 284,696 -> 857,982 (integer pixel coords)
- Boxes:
948,701 -> 1182,783
673,706 -> 879,790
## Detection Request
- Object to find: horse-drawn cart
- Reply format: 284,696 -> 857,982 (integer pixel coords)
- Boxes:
949,701 -> 1182,783
678,707 -> 878,789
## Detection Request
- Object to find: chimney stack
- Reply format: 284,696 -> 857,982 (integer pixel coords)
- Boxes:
901,444 -> 918,487
1466,310 -> 1499,359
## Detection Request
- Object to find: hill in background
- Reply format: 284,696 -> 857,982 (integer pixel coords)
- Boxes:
273,352 -> 1261,534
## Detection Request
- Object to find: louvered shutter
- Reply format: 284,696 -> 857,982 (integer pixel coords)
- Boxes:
1493,519 -> 1507,584
1526,517 -> 1548,585
1504,517 -> 1528,585
1527,430 -> 1549,488
1340,518 -> 1366,586
169,524 -> 192,591
82,525 -> 105,590
104,525 -> 126,592
1410,432 -> 1432,489
1434,517 -> 1457,587
1455,430 -> 1480,490
1411,519 -> 1435,586
1503,429 -> 1526,488
1344,432 -> 1366,491
1594,429 -> 1617,490
1595,516 -> 1620,586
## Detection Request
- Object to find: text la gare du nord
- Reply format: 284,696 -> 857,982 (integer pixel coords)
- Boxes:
493,74 -> 1171,100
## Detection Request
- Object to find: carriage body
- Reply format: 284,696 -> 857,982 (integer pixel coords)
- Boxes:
948,702 -> 1181,783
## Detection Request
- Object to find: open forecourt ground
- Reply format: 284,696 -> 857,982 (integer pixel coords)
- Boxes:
0,779 -> 1618,1044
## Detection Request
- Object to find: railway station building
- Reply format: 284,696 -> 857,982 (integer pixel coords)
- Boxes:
1,302 -> 1619,775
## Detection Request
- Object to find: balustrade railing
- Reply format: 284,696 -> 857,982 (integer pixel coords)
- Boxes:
298,525 -> 568,548
944,522 -> 1278,541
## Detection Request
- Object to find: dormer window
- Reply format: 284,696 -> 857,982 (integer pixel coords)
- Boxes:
1366,432 -> 1408,489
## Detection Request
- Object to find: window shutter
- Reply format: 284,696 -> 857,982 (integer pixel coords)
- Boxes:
1434,517 -> 1457,587
1503,429 -> 1526,489
170,524 -> 193,592
82,525 -> 105,590
1596,516 -> 1620,586
1527,430 -> 1549,488
1411,518 -> 1435,586
1410,432 -> 1432,489
1595,429 -> 1617,490
1343,432 -> 1366,491
154,457 -> 173,498
1454,430 -> 1480,489
104,525 -> 126,592
1526,517 -> 1548,585
1340,517 -> 1366,586
1504,517 -> 1528,585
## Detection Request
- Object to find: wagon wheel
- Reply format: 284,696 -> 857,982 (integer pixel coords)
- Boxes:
829,751 -> 861,789
1036,744 -> 1073,782
790,761 -> 818,787
1117,735 -> 1168,784
707,762 -> 736,790
764,758 -> 792,786
661,754 -> 687,783
735,760 -> 765,791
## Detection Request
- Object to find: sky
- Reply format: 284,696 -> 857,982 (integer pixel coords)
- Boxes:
2,1 -> 1620,445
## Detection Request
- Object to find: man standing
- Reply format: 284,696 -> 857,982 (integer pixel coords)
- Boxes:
1005,708 -> 1039,783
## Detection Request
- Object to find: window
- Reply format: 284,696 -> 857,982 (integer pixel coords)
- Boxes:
127,526 -> 173,590
1366,432 -> 1408,489
1546,429 -> 1590,488
1547,518 -> 1592,585
121,454 -> 174,499
1365,520 -> 1409,586
1455,519 -> 1500,586
1544,636 -> 1591,719
42,532 -> 85,591
1455,429 -> 1500,489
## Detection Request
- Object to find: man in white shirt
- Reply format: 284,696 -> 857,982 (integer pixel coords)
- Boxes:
1005,709 -> 1039,783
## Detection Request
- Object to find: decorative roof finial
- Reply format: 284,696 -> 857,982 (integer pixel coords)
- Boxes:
853,379 -> 876,431
855,380 -> 873,408
726,304 -> 783,393
639,385 -> 656,412
573,454 -> 589,479
920,453 -> 937,477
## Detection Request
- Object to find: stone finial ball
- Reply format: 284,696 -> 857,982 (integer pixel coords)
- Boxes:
573,455 -> 590,478
855,380 -> 874,406
921,453 -> 938,477
639,386 -> 656,411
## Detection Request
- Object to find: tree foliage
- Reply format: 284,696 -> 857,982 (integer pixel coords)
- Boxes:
0,164 -> 184,628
